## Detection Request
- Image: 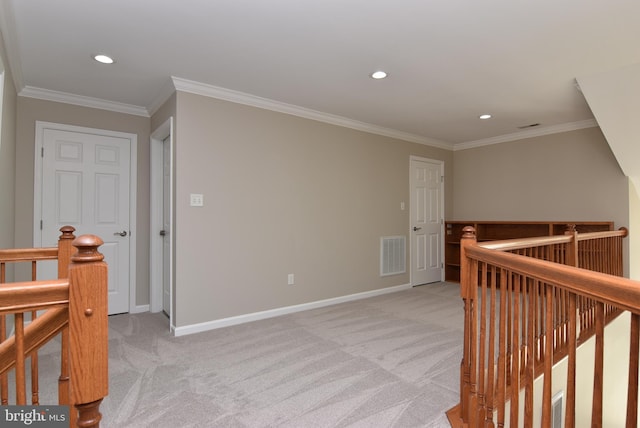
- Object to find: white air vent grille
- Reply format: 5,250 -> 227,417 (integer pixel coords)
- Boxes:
380,236 -> 406,276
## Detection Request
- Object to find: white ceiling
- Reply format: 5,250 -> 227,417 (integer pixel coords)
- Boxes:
1,0 -> 638,148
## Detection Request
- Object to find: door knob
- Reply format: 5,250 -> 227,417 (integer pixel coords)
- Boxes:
413,226 -> 422,231
159,230 -> 166,236
114,230 -> 128,237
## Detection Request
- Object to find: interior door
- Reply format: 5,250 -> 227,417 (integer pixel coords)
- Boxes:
410,157 -> 443,285
38,125 -> 132,314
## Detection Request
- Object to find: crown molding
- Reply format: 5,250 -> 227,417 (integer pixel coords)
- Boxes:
171,76 -> 454,150
19,86 -> 150,117
454,119 -> 599,151
147,78 -> 177,117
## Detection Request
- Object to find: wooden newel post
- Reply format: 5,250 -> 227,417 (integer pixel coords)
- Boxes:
459,226 -> 477,425
57,226 -> 76,279
564,224 -> 578,268
68,235 -> 108,428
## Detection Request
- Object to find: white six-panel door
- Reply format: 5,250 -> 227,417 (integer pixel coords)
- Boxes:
410,157 -> 444,285
35,123 -> 134,315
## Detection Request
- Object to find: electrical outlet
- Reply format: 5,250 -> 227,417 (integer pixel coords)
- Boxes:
287,274 -> 295,285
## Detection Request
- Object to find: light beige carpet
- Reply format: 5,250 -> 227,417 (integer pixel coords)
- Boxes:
38,282 -> 464,427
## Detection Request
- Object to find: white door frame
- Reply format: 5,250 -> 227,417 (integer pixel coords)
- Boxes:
150,117 -> 174,328
409,155 -> 445,285
33,121 -> 138,312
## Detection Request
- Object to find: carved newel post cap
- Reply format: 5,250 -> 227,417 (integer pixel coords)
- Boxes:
462,226 -> 476,239
71,235 -> 104,263
59,225 -> 76,239
565,224 -> 577,233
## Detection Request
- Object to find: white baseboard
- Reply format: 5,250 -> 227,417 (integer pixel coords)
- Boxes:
130,304 -> 150,314
173,283 -> 412,337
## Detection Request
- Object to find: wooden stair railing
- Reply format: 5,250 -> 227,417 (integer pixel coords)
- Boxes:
450,225 -> 633,428
0,228 -> 108,427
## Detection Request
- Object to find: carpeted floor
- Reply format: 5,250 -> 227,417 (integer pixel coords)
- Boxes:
39,282 -> 464,427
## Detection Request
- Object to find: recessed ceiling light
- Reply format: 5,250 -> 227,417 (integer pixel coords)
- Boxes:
93,54 -> 114,64
479,114 -> 492,120
370,70 -> 387,79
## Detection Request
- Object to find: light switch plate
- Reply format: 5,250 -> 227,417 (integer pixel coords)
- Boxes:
190,193 -> 204,207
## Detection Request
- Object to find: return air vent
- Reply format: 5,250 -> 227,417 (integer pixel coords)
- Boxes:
380,236 -> 406,276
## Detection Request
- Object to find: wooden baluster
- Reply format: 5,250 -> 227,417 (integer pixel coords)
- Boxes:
15,312 -> 26,404
524,277 -> 535,428
68,235 -> 108,428
478,262 -> 488,424
496,268 -> 507,428
591,302 -> 604,428
485,266 -> 497,427
510,274 -> 520,428
565,293 -> 577,428
627,313 -> 640,428
506,273 -> 512,389
468,258 -> 479,427
541,283 -> 553,427
57,226 -> 75,409
1,261 -> 7,405
30,260 -> 39,405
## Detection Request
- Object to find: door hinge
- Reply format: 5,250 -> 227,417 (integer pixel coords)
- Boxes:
441,262 -> 444,268
440,175 -> 444,183
40,220 -> 43,230
41,147 -> 44,157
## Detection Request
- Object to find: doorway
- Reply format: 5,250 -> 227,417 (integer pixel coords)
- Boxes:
34,121 -> 137,315
150,117 -> 174,329
409,156 -> 444,285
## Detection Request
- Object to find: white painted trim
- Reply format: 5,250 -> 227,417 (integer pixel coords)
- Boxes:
171,76 -> 453,150
33,121 -> 138,314
149,117 -> 174,330
131,304 -> 150,314
173,283 -> 413,337
19,86 -> 150,117
454,119 -> 599,151
409,156 -> 445,285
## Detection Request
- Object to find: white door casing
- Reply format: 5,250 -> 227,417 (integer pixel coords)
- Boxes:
410,156 -> 444,285
150,117 -> 173,328
34,122 -> 137,315
162,135 -> 171,314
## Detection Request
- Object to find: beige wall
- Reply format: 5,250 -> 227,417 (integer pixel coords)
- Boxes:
0,41 -> 17,262
173,91 -> 453,327
15,97 -> 151,306
452,127 -> 629,227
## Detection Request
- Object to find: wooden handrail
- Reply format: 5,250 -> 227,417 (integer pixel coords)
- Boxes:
476,227 -> 628,252
465,246 -> 640,312
0,280 -> 69,315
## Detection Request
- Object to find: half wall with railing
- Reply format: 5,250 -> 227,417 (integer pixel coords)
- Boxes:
448,225 -> 636,427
